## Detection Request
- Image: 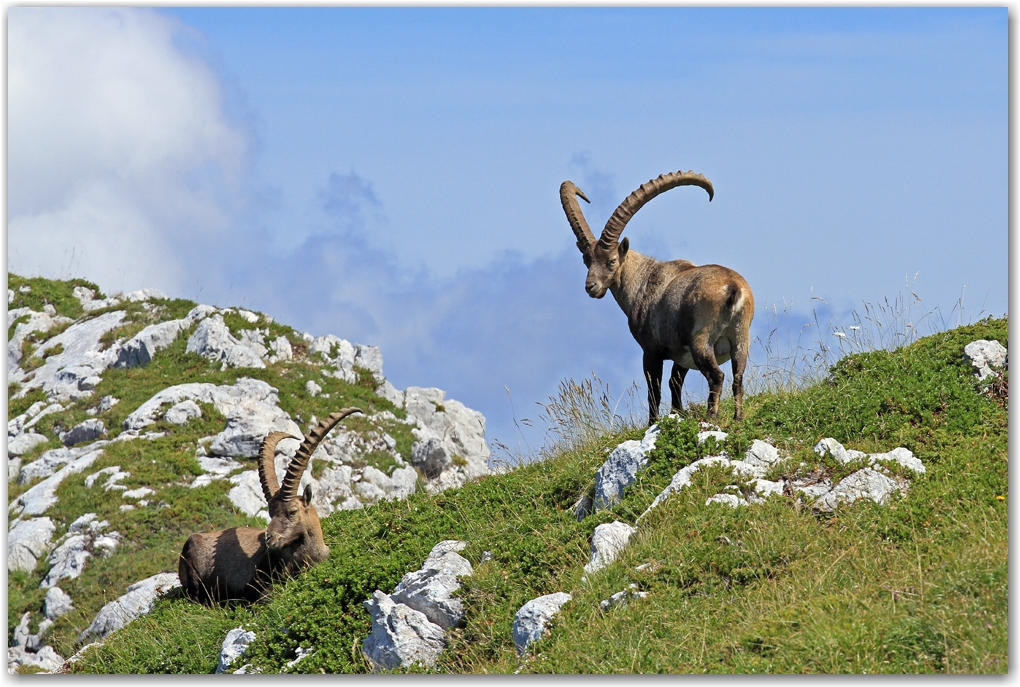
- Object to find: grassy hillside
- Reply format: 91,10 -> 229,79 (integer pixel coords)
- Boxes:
6,274 -> 418,669
51,312 -> 1007,674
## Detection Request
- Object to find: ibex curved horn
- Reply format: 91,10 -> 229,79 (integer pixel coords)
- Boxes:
560,181 -> 597,257
598,170 -> 714,249
257,431 -> 300,502
278,408 -> 364,502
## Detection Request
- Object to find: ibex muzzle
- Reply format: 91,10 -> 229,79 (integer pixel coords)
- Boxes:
561,170 -> 754,423
178,407 -> 363,603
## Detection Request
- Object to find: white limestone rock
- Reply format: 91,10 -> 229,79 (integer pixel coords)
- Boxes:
592,423 -> 660,511
8,432 -> 49,457
599,584 -> 648,611
10,450 -> 103,517
311,465 -> 358,516
964,339 -> 1007,380
354,343 -> 384,380
7,309 -> 73,374
228,470 -> 271,518
20,447 -> 81,484
584,521 -> 638,574
186,304 -> 218,323
743,439 -> 783,471
405,387 -> 490,491
390,541 -> 472,630
814,438 -> 925,475
813,437 -> 868,465
19,402 -> 65,434
639,456 -> 762,521
217,628 -> 256,674
11,310 -> 127,403
84,465 -> 129,490
268,335 -> 293,363
512,592 -> 572,655
362,591 -> 447,671
44,587 -> 74,620
357,465 -> 417,504
186,315 -> 266,370
706,493 -> 747,508
78,572 -> 181,642
410,424 -> 451,478
8,643 -> 64,674
305,380 -> 322,397
115,319 -> 190,368
813,467 -> 909,512
376,379 -> 405,408
41,535 -> 91,588
361,541 -> 473,671
697,430 -> 729,445
8,517 -> 57,572
164,400 -> 202,425
123,288 -> 167,303
122,377 -> 283,432
60,419 -> 106,446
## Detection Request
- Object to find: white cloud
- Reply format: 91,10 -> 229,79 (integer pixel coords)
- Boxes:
8,7 -> 248,294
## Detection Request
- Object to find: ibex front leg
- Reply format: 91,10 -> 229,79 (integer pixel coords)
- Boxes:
643,352 -> 664,426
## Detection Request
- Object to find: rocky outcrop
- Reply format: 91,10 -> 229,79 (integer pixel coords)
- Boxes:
115,319 -> 191,369
8,517 -> 57,573
6,279 -> 494,670
11,310 -> 127,402
362,541 -> 473,671
60,419 -> 107,446
186,315 -> 266,370
583,521 -> 637,574
216,628 -> 256,674
9,449 -> 104,518
512,592 -> 572,655
405,387 -> 490,492
599,584 -> 647,612
77,572 -> 181,643
41,513 -> 122,588
592,424 -> 660,511
964,339 -> 1007,380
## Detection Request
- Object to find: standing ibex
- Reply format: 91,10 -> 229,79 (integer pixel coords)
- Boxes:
178,408 -> 363,603
560,170 -> 754,424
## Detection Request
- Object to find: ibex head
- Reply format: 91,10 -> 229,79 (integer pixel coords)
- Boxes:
258,408 -> 363,565
560,170 -> 714,299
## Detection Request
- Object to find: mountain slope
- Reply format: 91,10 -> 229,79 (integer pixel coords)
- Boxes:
7,275 -> 1007,674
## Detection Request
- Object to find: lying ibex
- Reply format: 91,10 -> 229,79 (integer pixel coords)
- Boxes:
560,170 -> 754,423
178,408 -> 363,603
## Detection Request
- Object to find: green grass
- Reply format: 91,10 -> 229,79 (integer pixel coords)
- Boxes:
8,274 -> 103,320
8,273 -> 1006,674
66,316 -> 1005,674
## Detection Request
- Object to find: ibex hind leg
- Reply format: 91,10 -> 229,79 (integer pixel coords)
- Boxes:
691,341 -> 726,419
730,334 -> 749,421
668,363 -> 688,416
643,352 -> 665,426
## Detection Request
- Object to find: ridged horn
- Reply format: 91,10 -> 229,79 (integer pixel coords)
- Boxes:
560,180 -> 597,257
257,431 -> 300,502
278,407 -> 364,502
598,170 -> 714,249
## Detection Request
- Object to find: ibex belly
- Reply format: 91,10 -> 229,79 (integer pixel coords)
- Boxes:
675,339 -> 733,369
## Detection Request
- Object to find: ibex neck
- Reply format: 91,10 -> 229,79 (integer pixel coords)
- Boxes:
609,249 -> 656,315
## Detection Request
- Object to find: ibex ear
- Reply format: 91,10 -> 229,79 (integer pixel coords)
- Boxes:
302,483 -> 313,507
619,236 -> 630,259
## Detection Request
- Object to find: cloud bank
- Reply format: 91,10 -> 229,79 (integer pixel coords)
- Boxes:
8,7 -> 248,295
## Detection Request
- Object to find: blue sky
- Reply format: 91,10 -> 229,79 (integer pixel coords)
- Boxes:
8,7 -> 1008,456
